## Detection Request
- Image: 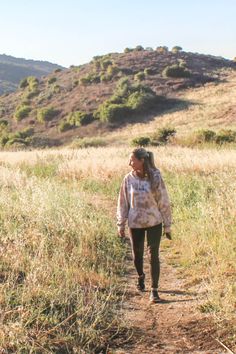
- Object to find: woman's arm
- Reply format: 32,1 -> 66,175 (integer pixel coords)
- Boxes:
117,177 -> 129,235
155,171 -> 172,233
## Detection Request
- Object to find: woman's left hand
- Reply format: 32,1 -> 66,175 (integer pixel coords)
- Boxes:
165,232 -> 172,240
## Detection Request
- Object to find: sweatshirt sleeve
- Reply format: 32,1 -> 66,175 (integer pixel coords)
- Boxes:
117,177 -> 129,231
154,171 -> 172,233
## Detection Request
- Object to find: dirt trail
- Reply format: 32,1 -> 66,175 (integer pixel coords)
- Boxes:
89,194 -> 229,354
112,242 -> 228,354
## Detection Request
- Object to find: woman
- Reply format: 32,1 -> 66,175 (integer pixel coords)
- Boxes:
117,147 -> 172,303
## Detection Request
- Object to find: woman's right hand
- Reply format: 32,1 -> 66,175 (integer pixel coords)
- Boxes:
118,228 -> 125,238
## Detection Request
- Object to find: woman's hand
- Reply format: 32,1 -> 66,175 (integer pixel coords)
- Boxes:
118,228 -> 125,238
165,232 -> 172,240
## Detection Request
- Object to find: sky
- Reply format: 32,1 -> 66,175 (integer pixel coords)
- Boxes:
0,0 -> 235,67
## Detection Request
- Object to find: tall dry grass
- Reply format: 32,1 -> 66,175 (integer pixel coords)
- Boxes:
0,145 -> 235,350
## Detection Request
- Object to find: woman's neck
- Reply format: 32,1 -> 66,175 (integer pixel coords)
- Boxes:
134,169 -> 144,178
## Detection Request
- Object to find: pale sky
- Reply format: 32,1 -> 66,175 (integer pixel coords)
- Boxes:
0,0 -> 235,67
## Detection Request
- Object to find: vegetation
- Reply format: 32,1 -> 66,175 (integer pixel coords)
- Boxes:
14,105 -> 31,121
172,46 -> 183,53
37,107 -> 58,123
67,111 -> 94,127
131,136 -> 151,146
48,76 -> 57,84
95,78 -> 159,122
162,64 -> 191,78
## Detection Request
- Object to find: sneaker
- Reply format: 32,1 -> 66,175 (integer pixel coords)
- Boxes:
137,273 -> 145,291
149,288 -> 162,303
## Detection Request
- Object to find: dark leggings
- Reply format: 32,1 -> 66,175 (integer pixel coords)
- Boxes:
129,223 -> 162,289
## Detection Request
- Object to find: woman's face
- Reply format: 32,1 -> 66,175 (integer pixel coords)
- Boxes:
129,153 -> 144,171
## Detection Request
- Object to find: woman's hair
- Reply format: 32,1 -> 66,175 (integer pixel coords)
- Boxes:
132,147 -> 157,189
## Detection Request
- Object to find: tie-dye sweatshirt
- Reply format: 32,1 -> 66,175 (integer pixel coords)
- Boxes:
117,169 -> 172,232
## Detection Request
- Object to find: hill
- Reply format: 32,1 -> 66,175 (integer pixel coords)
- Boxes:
0,48 -> 235,149
0,54 -> 64,94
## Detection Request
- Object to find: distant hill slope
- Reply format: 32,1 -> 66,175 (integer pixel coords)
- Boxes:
0,54 -> 65,94
0,48 -> 235,148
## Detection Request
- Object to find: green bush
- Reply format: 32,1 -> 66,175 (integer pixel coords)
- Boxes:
156,46 -> 168,53
67,111 -> 94,126
70,137 -> 107,148
95,103 -> 131,123
134,72 -> 145,81
126,91 -> 156,111
27,76 -> 39,91
144,68 -> 153,75
37,107 -> 58,123
58,121 -> 74,132
163,64 -> 191,78
151,127 -> 176,145
215,129 -> 236,144
95,78 -> 159,122
101,60 -> 113,70
19,78 -> 28,89
124,47 -> 133,53
48,77 -> 57,84
172,46 -> 183,53
135,45 -> 144,51
14,105 -> 31,121
80,74 -> 100,85
0,119 -> 8,128
131,136 -> 151,146
196,129 -> 216,143
107,65 -> 119,77
100,74 -> 112,82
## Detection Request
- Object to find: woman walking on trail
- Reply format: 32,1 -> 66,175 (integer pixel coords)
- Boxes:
117,147 -> 172,303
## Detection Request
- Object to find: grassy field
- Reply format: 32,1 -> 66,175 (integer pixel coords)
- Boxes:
0,146 -> 236,351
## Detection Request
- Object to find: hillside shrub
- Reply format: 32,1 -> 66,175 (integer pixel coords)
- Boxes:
37,107 -> 58,123
95,78 -> 159,123
100,74 -> 112,82
80,74 -> 100,85
107,65 -> 119,77
95,103 -> 131,123
25,89 -> 40,99
48,77 -> 57,84
54,68 -> 62,73
0,119 -> 8,128
19,78 -> 28,89
131,136 -> 151,147
53,84 -> 61,93
58,121 -> 74,132
195,129 -> 216,143
134,72 -> 145,81
101,60 -> 113,70
124,47 -> 133,53
151,127 -> 176,145
215,129 -> 236,144
172,46 -> 183,53
67,111 -> 94,126
156,46 -> 168,53
14,105 -> 31,121
126,91 -> 157,111
27,76 -> 39,91
135,45 -> 144,51
144,68 -> 153,75
162,64 -> 191,78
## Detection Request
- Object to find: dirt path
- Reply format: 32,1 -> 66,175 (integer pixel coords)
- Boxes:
111,239 -> 229,354
88,194 -> 230,354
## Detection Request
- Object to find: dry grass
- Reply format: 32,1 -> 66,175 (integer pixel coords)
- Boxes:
0,145 -> 235,350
